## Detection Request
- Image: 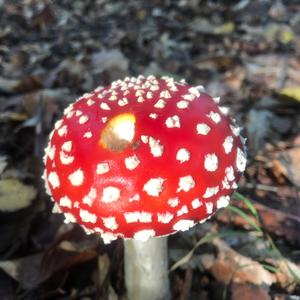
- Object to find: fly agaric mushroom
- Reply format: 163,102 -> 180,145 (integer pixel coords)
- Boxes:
43,75 -> 246,300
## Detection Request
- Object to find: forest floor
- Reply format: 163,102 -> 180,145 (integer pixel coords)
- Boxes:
0,1 -> 300,299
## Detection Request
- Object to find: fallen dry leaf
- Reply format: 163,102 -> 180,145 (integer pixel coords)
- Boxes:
278,87 -> 300,103
270,159 -> 288,184
91,49 -> 129,81
0,77 -> 20,94
276,136 -> 300,187
266,258 -> 300,293
0,179 -> 36,212
246,109 -> 275,153
230,283 -> 271,300
98,253 -> 110,287
0,0 -> 299,298
224,66 -> 246,91
203,238 -> 276,286
0,156 -> 7,175
0,247 -> 97,289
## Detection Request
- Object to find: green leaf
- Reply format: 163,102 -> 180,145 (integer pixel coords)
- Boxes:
285,259 -> 300,285
233,192 -> 259,220
261,263 -> 280,273
227,205 -> 262,232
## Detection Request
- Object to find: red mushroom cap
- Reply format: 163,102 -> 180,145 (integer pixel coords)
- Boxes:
43,75 -> 246,243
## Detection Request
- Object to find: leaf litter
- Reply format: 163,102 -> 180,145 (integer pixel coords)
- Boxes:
0,0 -> 300,299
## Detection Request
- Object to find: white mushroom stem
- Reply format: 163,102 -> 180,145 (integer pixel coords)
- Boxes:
124,236 -> 170,300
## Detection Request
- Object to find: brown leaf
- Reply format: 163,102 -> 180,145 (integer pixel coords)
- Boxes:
277,147 -> 300,187
0,246 -> 97,289
216,207 -> 259,231
224,66 -> 246,91
230,283 -> 271,300
98,253 -> 110,287
14,75 -> 43,93
30,5 -> 55,30
201,239 -> 276,286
